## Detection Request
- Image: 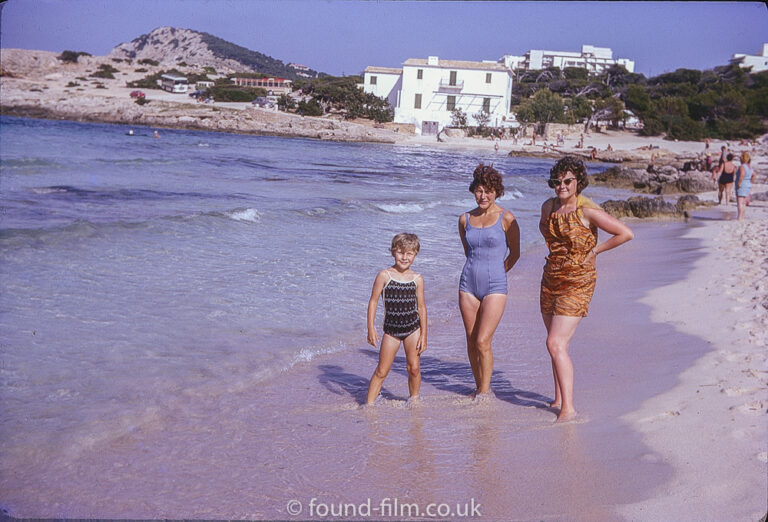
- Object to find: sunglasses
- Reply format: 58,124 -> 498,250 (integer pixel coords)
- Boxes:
548,177 -> 578,188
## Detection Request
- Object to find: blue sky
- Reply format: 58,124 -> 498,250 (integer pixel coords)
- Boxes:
2,1 -> 766,77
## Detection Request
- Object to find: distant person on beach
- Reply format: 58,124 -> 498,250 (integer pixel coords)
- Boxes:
459,165 -> 520,399
735,151 -> 756,220
577,134 -> 584,149
539,156 -> 634,421
711,153 -> 737,206
366,233 -> 428,404
716,145 -> 727,169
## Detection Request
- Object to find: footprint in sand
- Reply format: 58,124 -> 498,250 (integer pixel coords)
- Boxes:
758,452 -> 768,463
639,410 -> 681,423
730,401 -> 767,415
721,386 -> 763,397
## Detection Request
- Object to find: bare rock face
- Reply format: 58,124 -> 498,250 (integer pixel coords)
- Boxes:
590,165 -> 718,194
601,195 -> 714,219
109,26 -> 244,73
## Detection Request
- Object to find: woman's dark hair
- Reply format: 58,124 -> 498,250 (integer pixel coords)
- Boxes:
550,156 -> 589,194
469,164 -> 504,197
726,153 -> 734,161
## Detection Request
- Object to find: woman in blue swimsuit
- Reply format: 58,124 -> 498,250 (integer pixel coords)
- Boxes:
459,164 -> 520,399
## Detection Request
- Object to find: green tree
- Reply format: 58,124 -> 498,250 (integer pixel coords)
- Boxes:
514,88 -> 565,126
451,107 -> 467,127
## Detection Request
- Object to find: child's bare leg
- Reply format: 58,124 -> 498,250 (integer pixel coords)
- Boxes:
402,329 -> 422,398
366,334 -> 401,404
545,315 -> 582,421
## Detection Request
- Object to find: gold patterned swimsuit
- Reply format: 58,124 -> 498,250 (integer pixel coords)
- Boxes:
540,199 -> 598,317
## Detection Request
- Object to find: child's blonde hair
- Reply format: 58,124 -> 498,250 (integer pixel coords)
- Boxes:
391,233 -> 420,254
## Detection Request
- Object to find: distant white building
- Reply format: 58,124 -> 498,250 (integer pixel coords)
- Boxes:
160,74 -> 189,93
367,56 -> 514,135
500,45 -> 635,74
730,43 -> 768,73
362,66 -> 402,111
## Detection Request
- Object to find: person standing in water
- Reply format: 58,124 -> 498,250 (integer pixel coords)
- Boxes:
366,233 -> 427,405
458,164 -> 520,399
539,156 -> 633,421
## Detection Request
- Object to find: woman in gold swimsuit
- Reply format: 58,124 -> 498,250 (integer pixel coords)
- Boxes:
539,156 -> 634,422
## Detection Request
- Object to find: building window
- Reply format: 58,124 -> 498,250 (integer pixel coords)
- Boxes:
485,73 -> 492,83
449,71 -> 457,86
414,93 -> 422,109
370,76 -> 377,85
447,95 -> 456,111
482,98 -> 491,113
417,69 -> 423,80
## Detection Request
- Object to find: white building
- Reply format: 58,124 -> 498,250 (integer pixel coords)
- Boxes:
730,43 -> 768,73
372,56 -> 514,135
362,66 -> 402,111
500,45 -> 635,74
159,74 -> 188,93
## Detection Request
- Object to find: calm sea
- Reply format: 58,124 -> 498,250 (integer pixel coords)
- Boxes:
0,116 -> 619,516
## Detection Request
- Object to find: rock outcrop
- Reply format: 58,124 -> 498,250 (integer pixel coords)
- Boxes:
590,165 -> 718,194
601,195 -> 714,219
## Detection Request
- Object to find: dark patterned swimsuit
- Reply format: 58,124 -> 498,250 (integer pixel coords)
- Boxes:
382,274 -> 420,340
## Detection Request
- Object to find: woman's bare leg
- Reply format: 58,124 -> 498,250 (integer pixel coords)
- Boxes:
544,315 -> 582,421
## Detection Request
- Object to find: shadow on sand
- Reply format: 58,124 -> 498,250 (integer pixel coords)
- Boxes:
318,348 -> 553,409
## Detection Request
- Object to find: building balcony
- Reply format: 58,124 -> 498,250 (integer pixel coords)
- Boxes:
438,79 -> 464,91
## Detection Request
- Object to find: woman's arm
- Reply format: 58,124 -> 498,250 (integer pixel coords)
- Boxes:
581,207 -> 634,262
736,165 -> 745,189
458,213 -> 469,257
415,274 -> 427,354
711,163 -> 723,180
539,198 -> 552,238
503,211 -> 520,272
367,270 -> 388,346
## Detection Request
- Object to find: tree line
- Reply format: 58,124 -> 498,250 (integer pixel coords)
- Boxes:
511,63 -> 767,140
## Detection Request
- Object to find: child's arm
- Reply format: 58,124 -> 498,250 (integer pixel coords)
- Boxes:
367,270 -> 388,347
415,274 -> 427,354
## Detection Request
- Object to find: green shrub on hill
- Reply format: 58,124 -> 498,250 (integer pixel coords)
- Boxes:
207,85 -> 267,102
58,50 -> 91,63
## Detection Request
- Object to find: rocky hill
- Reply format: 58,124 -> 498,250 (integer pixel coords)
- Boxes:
108,26 -> 320,79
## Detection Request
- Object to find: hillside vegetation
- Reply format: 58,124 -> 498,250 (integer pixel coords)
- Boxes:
198,32 -> 320,80
511,63 -> 768,140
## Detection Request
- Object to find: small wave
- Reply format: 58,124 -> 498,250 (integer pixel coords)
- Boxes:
376,203 -> 426,214
499,189 -> 524,200
225,208 -> 261,223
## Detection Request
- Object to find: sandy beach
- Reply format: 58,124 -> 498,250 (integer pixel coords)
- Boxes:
1,48 -> 767,520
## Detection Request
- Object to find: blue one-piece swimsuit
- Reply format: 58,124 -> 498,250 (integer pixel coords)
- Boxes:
459,211 -> 508,300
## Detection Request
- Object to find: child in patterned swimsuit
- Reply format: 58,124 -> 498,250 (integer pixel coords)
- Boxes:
366,233 -> 428,405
